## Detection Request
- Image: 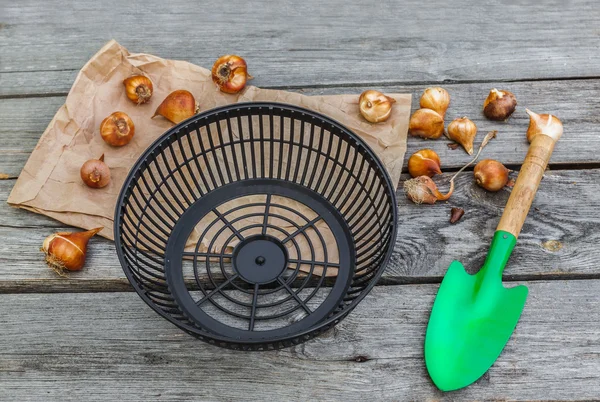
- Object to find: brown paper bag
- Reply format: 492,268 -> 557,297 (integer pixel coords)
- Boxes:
8,40 -> 410,254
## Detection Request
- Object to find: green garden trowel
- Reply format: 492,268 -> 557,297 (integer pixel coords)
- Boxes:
425,109 -> 563,391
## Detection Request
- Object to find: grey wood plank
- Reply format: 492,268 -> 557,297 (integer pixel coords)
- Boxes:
0,154 -> 28,179
0,95 -> 65,177
0,281 -> 599,401
2,0 -> 600,94
0,70 -> 72,97
1,167 -> 597,291
1,79 -> 598,179
1,182 -> 65,228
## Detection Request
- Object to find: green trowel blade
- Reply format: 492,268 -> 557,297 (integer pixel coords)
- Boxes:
424,231 -> 528,391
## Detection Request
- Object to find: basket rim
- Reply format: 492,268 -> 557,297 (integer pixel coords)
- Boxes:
113,101 -> 399,345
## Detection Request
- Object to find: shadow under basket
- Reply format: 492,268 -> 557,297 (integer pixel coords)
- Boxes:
114,102 -> 398,350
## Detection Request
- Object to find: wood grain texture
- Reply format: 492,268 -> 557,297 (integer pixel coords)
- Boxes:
0,281 -> 599,401
393,168 -> 599,282
2,167 -> 598,292
2,0 -> 600,95
2,78 -> 600,179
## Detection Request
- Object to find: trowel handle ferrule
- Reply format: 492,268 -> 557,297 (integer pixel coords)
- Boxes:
496,131 -> 560,238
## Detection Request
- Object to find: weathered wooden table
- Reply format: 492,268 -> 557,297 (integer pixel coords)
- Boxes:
1,1 -> 600,400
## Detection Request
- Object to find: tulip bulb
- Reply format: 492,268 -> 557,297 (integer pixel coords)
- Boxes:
409,108 -> 445,139
42,227 -> 103,275
483,88 -> 517,121
408,149 -> 442,178
100,112 -> 135,147
153,90 -> 199,124
474,159 -> 509,192
420,87 -> 450,118
80,154 -> 111,188
359,90 -> 396,123
404,176 -> 454,204
447,116 -> 478,155
525,108 -> 563,143
212,55 -> 252,94
123,75 -> 153,104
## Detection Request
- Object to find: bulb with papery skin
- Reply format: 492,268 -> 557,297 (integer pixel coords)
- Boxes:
212,55 -> 252,94
483,88 -> 517,121
525,108 -> 564,143
409,108 -> 445,139
474,159 -> 509,192
404,176 -> 454,204
359,90 -> 396,123
80,154 -> 111,188
123,75 -> 153,104
42,227 -> 103,275
408,149 -> 442,178
153,90 -> 199,124
420,87 -> 450,118
100,112 -> 135,147
447,116 -> 477,155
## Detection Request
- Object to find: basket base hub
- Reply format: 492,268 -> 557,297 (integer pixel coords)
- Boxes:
233,235 -> 288,284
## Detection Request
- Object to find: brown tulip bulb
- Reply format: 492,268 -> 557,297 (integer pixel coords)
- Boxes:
474,159 -> 510,192
525,108 -> 564,143
483,88 -> 517,121
447,116 -> 477,155
408,149 -> 442,178
409,108 -> 445,139
420,87 -> 450,118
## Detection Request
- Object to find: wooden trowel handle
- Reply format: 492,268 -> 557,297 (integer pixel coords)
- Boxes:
497,112 -> 563,238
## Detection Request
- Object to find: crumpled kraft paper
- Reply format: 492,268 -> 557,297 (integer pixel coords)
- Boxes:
8,40 -> 410,270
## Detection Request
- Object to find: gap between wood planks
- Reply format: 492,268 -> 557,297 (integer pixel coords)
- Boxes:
2,273 -> 600,295
441,161 -> 600,174
3,74 -> 600,100
3,163 -> 600,179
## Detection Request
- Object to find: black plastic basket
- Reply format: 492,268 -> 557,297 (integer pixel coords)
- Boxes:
114,102 -> 397,350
